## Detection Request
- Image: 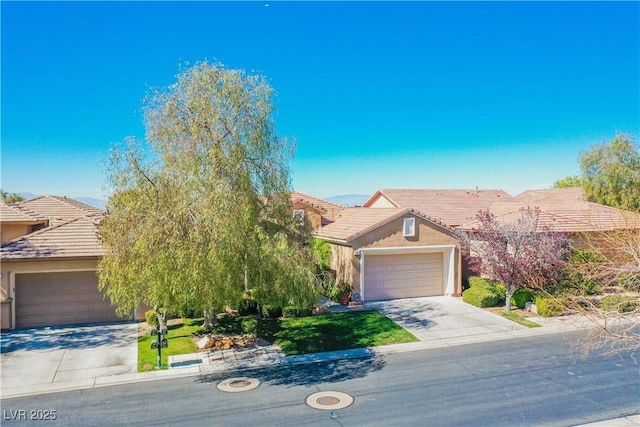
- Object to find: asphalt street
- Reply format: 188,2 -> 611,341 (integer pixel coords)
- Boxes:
2,330 -> 638,426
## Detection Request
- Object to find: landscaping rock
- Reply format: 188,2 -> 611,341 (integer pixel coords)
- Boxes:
234,334 -> 257,347
525,302 -> 537,313
194,333 -> 261,352
215,337 -> 234,350
197,336 -> 215,350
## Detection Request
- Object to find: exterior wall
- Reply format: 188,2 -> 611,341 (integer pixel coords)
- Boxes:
329,243 -> 357,289
1,259 -> 99,330
325,214 -> 463,297
367,195 -> 395,208
0,300 -> 10,331
1,224 -> 33,244
292,202 -> 323,231
351,216 -> 459,250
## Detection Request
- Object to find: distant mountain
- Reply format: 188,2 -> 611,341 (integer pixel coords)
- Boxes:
325,194 -> 370,207
15,193 -> 107,210
76,197 -> 108,210
19,192 -> 38,200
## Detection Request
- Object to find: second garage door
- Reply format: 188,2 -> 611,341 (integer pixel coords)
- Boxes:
15,271 -> 120,328
364,252 -> 443,301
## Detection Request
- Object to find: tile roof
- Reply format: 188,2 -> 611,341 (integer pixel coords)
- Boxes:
364,188 -> 514,227
459,188 -> 640,232
291,191 -> 344,220
515,187 -> 586,205
16,195 -> 104,225
0,204 -> 46,224
1,217 -> 105,260
315,207 -> 452,242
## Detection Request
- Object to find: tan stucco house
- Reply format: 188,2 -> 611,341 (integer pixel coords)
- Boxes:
290,191 -> 344,230
315,207 -> 462,301
363,188 -> 514,227
315,187 -> 640,303
0,196 -> 122,330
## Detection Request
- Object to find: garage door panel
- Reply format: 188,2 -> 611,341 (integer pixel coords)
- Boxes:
364,252 -> 443,301
15,271 -> 120,328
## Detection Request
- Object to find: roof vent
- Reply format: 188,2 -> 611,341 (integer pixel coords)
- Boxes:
403,217 -> 415,237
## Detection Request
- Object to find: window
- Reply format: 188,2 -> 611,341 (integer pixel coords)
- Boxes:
403,217 -> 415,237
293,209 -> 305,226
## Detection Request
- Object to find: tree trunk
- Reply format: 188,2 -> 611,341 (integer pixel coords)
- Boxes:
203,309 -> 216,329
505,292 -> 513,312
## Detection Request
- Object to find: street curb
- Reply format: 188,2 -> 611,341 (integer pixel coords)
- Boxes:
1,323 -> 587,400
574,414 -> 640,426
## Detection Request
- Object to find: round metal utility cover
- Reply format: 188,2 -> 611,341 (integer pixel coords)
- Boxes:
306,391 -> 354,410
217,377 -> 260,393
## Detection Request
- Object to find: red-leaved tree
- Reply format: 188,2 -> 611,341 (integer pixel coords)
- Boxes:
462,208 -> 571,311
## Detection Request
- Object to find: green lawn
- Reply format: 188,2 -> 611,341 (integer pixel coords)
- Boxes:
260,310 -> 418,356
486,307 -> 542,328
137,311 -> 418,370
138,318 -> 202,371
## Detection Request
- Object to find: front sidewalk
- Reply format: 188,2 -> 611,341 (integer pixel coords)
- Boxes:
1,299 -> 635,400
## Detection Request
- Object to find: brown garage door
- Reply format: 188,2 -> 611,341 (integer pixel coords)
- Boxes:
364,252 -> 443,301
15,271 -> 120,328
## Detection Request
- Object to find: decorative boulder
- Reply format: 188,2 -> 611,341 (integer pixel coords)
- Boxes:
215,337 -> 234,350
197,336 -> 215,350
525,301 -> 537,313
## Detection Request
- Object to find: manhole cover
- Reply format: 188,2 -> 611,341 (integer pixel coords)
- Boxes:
217,377 -> 260,393
317,396 -> 340,405
230,380 -> 252,388
306,391 -> 354,410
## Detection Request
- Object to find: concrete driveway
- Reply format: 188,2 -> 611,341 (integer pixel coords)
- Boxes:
1,322 -> 137,395
367,296 -> 526,346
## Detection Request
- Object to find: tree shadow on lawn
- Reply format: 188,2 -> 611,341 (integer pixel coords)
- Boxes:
195,354 -> 386,388
258,311 -> 416,355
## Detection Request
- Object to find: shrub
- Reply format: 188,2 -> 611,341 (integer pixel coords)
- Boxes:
549,249 -> 603,296
535,297 -> 566,317
213,314 -> 242,334
312,238 -> 332,273
240,317 -> 259,334
282,306 -> 313,318
144,309 -> 165,327
323,281 -> 351,303
260,304 -> 282,319
238,299 -> 258,316
468,276 -> 494,288
550,269 -> 600,296
619,273 -> 640,293
600,295 -> 640,313
493,283 -> 507,302
467,276 -> 506,304
513,289 -> 536,309
178,305 -> 203,319
462,287 -> 500,308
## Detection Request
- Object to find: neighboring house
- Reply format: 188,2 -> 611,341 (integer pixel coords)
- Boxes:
364,188 -> 514,228
315,207 -> 462,301
0,204 -> 48,244
290,191 -> 344,230
0,196 -> 122,331
458,188 -> 640,235
316,187 -> 640,303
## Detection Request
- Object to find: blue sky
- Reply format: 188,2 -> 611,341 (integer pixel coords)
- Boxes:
2,1 -> 639,200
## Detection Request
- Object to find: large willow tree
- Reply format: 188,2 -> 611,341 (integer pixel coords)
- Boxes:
99,61 -> 317,322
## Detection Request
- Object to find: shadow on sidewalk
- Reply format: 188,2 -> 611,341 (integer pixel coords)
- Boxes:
0,322 -> 136,353
195,354 -> 386,387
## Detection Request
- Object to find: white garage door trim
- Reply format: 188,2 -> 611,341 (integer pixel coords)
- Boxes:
357,245 -> 456,301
